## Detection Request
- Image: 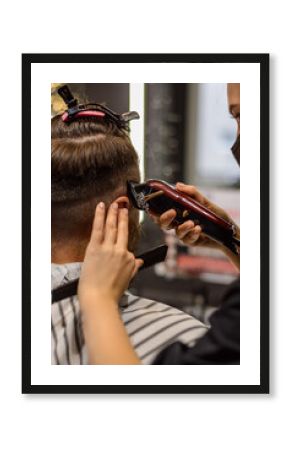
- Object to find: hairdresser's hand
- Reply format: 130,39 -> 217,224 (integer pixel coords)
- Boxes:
151,182 -> 240,253
78,202 -> 143,313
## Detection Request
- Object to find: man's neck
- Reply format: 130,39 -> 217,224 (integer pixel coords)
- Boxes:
51,240 -> 87,264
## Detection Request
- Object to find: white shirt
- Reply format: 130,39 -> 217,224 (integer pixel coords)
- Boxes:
51,263 -> 209,364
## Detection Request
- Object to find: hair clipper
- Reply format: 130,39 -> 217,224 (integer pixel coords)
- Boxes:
127,179 -> 240,256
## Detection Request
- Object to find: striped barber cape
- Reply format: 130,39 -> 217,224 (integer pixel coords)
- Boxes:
51,263 -> 209,365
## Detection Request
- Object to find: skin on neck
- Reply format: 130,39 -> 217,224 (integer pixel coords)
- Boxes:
51,195 -> 135,265
51,238 -> 88,264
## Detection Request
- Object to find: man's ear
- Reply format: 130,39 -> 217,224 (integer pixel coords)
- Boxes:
115,196 -> 130,209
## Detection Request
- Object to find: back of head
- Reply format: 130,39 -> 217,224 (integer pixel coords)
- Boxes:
51,114 -> 140,246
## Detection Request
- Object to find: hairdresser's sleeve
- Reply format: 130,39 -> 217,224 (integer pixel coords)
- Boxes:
153,279 -> 240,365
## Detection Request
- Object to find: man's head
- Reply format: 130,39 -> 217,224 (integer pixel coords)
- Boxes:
227,83 -> 240,166
51,114 -> 140,263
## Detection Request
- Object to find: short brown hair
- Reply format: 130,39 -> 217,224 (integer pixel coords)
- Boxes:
51,115 -> 140,241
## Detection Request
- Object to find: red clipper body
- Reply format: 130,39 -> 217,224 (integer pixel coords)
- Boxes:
127,179 -> 240,256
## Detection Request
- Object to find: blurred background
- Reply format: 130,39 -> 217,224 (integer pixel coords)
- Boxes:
52,83 -> 240,323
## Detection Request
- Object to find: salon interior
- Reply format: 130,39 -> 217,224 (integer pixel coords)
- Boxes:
51,83 -> 240,324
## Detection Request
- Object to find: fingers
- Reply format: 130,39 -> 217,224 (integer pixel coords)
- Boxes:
176,220 -> 196,240
176,182 -> 231,223
104,202 -> 118,245
159,209 -> 176,229
149,209 -> 176,228
182,225 -> 202,245
116,207 -> 129,249
176,221 -> 202,242
90,202 -> 106,246
176,182 -> 208,205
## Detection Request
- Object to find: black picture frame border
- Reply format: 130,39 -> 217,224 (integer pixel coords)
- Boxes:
22,53 -> 269,394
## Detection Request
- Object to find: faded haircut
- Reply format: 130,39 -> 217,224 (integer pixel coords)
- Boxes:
51,115 -> 140,242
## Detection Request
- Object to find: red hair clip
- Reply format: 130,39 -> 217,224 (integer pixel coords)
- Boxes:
61,110 -> 105,122
58,85 -> 139,130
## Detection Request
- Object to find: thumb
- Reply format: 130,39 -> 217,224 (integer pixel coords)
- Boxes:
131,258 -> 144,279
176,182 -> 208,205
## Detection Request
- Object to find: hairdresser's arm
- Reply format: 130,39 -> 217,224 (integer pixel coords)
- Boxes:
153,182 -> 240,270
81,301 -> 140,365
78,202 -> 142,365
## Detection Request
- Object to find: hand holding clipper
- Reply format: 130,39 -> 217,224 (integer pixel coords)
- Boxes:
127,179 -> 240,256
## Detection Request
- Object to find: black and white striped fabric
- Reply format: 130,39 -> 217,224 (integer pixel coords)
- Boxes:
51,263 -> 209,364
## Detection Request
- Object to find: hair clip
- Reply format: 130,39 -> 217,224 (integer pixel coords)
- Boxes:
57,85 -> 140,130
